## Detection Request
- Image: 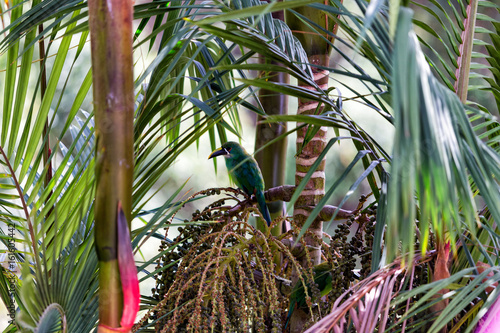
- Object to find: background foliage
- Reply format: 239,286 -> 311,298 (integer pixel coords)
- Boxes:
0,0 -> 499,332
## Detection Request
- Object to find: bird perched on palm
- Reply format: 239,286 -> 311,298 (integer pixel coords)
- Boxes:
208,141 -> 272,226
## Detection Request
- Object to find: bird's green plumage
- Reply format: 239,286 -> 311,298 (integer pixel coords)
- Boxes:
208,142 -> 272,226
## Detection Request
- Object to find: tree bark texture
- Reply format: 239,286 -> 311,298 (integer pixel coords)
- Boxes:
294,54 -> 330,264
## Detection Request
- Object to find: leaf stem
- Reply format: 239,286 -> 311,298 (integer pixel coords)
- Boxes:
0,145 -> 38,259
454,0 -> 478,103
38,23 -> 52,187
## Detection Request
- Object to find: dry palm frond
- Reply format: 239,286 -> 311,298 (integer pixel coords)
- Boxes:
306,253 -> 434,333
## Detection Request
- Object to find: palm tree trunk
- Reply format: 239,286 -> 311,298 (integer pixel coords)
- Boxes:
289,55 -> 330,332
88,0 -> 134,329
255,65 -> 288,236
293,54 -> 330,264
255,6 -> 288,236
286,2 -> 340,331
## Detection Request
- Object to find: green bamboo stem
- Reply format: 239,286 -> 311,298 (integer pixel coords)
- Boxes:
88,0 -> 134,328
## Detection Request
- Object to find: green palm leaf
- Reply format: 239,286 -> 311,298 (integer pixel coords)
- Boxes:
385,7 -> 500,265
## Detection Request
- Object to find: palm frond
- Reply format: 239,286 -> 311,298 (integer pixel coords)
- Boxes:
191,1 -> 395,245
16,204 -> 98,332
305,262 -> 406,332
390,265 -> 500,333
385,5 -> 500,267
412,0 -> 499,112
1,0 -> 500,331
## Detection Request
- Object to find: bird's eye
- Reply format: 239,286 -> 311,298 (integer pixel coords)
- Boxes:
225,148 -> 231,154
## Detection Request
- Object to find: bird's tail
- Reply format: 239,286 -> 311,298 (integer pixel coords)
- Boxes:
284,300 -> 295,330
256,190 -> 272,226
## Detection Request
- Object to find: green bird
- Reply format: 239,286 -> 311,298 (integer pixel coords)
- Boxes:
208,141 -> 272,226
285,262 -> 333,328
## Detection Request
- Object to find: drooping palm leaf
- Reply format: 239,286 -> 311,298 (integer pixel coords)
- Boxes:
1,0 -> 500,332
385,7 -> 500,265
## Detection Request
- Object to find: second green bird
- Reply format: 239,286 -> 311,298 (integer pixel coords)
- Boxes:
208,141 -> 272,226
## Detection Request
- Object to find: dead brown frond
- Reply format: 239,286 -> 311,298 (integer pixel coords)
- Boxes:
305,253 -> 434,333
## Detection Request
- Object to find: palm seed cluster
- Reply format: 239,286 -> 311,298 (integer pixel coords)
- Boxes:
151,188 -> 250,303
327,200 -> 378,301
140,189 -> 382,332
150,221 -> 289,332
140,188 -> 298,332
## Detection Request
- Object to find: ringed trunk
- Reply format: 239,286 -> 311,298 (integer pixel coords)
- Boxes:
289,55 -> 329,332
286,2 -> 340,331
